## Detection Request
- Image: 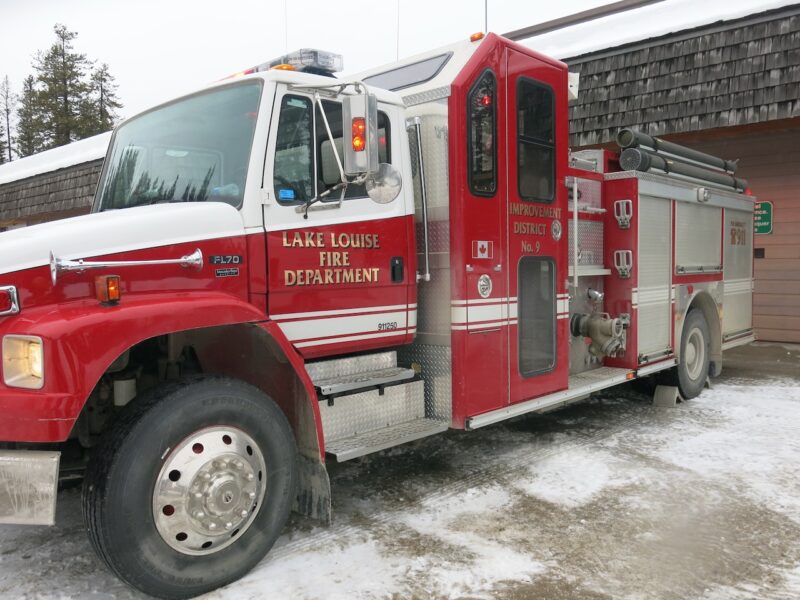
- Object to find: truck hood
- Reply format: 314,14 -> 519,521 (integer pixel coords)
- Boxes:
0,203 -> 246,277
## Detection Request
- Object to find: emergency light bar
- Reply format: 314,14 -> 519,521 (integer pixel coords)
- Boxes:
270,49 -> 344,74
227,49 -> 344,80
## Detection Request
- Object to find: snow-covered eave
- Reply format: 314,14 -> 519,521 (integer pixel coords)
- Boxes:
520,0 -> 798,63
0,131 -> 111,187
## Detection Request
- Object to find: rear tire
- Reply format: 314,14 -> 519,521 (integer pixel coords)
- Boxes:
82,376 -> 297,599
667,308 -> 711,399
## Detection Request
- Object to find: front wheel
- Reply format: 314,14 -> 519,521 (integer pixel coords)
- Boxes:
668,308 -> 711,399
83,376 -> 297,599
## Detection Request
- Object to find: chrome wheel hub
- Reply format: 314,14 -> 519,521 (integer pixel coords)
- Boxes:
685,327 -> 705,381
153,426 -> 266,555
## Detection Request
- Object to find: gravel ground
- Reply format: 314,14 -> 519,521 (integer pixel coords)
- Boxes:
1,342 -> 799,599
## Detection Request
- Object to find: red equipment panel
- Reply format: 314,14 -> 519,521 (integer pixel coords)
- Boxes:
448,35 -> 571,426
504,47 -> 570,407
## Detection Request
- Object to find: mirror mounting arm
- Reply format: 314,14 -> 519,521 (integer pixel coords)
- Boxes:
313,92 -> 347,186
302,182 -> 348,220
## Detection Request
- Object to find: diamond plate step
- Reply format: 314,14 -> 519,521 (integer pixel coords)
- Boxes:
314,366 -> 416,396
306,352 -> 397,382
325,417 -> 449,462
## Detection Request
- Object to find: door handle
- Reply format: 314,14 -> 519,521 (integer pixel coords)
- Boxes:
391,257 -> 404,283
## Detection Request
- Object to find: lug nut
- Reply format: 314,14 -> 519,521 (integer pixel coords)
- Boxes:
194,510 -> 205,519
246,473 -> 254,481
202,472 -> 211,481
225,522 -> 233,530
194,492 -> 203,499
208,522 -> 217,530
240,510 -> 248,518
248,491 -> 256,499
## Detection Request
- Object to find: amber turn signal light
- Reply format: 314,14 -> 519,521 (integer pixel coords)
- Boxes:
95,275 -> 121,304
470,32 -> 485,42
352,117 -> 366,152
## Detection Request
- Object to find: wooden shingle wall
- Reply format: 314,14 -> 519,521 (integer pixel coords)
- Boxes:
566,6 -> 800,147
0,160 -> 103,225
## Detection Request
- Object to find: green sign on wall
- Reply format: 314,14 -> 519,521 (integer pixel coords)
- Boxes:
754,201 -> 773,235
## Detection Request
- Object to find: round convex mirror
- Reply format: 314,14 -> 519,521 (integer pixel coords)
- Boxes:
366,163 -> 403,204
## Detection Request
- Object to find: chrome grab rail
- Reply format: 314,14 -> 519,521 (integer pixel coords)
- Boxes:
0,285 -> 20,316
408,116 -> 431,283
49,248 -> 203,285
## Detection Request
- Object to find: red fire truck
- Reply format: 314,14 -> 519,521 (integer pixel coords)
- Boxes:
0,33 -> 754,598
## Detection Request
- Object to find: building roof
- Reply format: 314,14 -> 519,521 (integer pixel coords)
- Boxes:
559,3 -> 800,147
0,133 -> 109,224
523,0 -> 794,62
0,159 -> 103,224
0,132 -> 110,187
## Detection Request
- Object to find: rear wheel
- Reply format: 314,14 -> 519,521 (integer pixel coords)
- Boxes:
83,376 -> 297,599
668,308 -> 711,399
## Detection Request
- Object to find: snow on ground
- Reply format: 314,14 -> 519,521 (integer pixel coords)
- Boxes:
655,379 -> 800,524
1,346 -> 799,599
511,447 -> 645,508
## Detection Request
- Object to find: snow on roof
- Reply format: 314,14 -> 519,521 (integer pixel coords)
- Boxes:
520,0 -> 797,60
0,131 -> 111,187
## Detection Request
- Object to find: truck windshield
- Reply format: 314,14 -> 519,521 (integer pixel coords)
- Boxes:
96,80 -> 262,211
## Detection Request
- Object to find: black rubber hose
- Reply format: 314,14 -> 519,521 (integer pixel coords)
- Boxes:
617,129 -> 738,174
619,148 -> 748,191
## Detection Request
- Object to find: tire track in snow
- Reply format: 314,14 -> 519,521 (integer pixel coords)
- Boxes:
267,404 -> 650,560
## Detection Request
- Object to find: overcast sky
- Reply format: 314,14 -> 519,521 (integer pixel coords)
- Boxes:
0,0 -> 791,120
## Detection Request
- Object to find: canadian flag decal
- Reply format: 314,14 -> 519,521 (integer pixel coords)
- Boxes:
472,240 -> 493,259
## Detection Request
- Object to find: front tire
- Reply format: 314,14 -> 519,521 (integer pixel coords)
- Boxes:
83,376 -> 297,599
669,308 -> 711,399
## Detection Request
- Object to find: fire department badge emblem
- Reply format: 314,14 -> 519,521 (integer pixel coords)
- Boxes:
551,220 -> 562,241
477,274 -> 492,298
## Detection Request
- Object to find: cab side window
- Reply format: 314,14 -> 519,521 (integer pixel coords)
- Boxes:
517,78 -> 555,203
468,70 -> 497,197
273,95 -> 314,203
273,95 -> 391,204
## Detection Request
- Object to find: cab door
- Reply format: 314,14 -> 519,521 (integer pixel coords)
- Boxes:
504,48 -> 569,404
452,65 -> 510,421
264,88 -> 416,359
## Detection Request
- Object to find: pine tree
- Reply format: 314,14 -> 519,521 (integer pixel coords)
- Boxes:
34,24 -> 93,148
81,63 -> 122,136
0,76 -> 14,163
0,119 -> 6,165
16,75 -> 45,157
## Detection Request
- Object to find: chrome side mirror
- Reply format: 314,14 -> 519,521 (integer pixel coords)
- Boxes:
366,163 -> 402,204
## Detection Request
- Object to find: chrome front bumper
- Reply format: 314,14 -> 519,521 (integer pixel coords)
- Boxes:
0,450 -> 60,525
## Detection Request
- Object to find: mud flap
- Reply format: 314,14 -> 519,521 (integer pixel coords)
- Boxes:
293,454 -> 331,525
0,450 -> 60,525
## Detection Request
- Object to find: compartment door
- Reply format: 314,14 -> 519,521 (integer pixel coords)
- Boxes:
637,195 -> 672,359
505,48 -> 569,404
